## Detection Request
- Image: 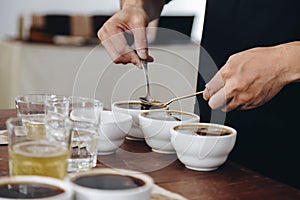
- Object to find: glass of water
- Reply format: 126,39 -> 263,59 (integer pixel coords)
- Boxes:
67,96 -> 103,172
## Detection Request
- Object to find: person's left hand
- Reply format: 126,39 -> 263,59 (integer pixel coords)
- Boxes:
203,45 -> 290,112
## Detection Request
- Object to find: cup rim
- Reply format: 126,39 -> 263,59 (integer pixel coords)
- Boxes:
171,123 -> 237,138
111,100 -> 144,111
15,94 -> 68,102
139,109 -> 200,123
0,175 -> 73,199
66,168 -> 154,194
112,100 -> 168,110
5,116 -> 24,132
15,94 -> 102,105
112,100 -> 141,105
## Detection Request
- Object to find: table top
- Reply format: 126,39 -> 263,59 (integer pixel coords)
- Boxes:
1,109 -> 300,200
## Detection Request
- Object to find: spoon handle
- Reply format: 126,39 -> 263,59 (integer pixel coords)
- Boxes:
142,60 -> 151,98
166,91 -> 204,106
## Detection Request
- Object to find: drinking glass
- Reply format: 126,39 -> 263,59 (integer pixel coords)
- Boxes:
67,96 -> 103,172
15,94 -> 69,138
46,95 -> 70,117
6,115 -> 73,179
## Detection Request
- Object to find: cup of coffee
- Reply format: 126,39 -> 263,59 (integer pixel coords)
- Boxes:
170,123 -> 237,171
111,100 -> 166,141
139,110 -> 200,154
6,115 -> 73,179
66,168 -> 154,200
0,175 -> 73,200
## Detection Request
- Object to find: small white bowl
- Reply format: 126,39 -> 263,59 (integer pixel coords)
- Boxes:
0,175 -> 73,200
170,123 -> 237,171
97,111 -> 133,155
139,110 -> 200,154
111,100 -> 166,141
66,168 -> 154,200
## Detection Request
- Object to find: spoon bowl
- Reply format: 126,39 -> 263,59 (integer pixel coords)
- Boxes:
140,91 -> 204,108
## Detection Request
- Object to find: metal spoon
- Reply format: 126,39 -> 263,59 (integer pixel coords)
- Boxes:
139,60 -> 156,103
141,91 -> 204,108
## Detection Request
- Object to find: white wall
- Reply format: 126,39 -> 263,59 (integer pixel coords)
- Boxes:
0,0 -> 205,42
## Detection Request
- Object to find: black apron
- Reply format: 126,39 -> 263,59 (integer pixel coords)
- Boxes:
196,0 -> 300,188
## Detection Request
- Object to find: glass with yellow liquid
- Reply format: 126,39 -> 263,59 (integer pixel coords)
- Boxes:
6,115 -> 73,179
22,114 -> 46,138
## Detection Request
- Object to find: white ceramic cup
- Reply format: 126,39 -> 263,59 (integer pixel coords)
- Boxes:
66,168 -> 154,200
170,123 -> 237,171
139,110 -> 200,154
0,175 -> 73,200
97,111 -> 132,155
111,100 -> 166,141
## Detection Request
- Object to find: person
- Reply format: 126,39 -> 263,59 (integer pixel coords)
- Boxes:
98,0 -> 300,188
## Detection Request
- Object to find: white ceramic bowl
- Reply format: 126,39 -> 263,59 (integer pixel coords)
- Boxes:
111,100 -> 166,141
0,175 -> 73,200
139,110 -> 200,154
97,111 -> 133,155
66,168 -> 154,200
170,123 -> 237,171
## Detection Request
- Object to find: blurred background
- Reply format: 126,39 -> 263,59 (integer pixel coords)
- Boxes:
0,0 -> 205,42
0,0 -> 205,112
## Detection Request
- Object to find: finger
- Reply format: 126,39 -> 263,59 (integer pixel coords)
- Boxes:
239,104 -> 256,110
132,27 -> 148,60
147,55 -> 154,62
208,87 -> 227,110
221,98 -> 255,112
102,39 -> 130,62
205,71 -> 225,99
203,88 -> 210,101
98,26 -> 124,61
110,33 -> 135,60
101,29 -> 141,66
221,99 -> 239,112
114,51 -> 143,68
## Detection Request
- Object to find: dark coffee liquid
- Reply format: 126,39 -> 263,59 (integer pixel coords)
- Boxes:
74,174 -> 145,190
0,182 -> 64,198
117,102 -> 163,110
143,111 -> 199,122
195,128 -> 231,136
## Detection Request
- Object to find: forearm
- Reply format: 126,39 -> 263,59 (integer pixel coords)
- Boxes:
120,0 -> 165,22
278,41 -> 300,83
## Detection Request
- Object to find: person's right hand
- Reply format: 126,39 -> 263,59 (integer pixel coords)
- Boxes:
98,6 -> 153,68
202,42 -> 300,112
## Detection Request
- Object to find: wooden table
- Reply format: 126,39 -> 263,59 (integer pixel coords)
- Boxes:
1,109 -> 300,199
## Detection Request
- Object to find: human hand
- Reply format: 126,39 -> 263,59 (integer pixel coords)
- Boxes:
98,6 -> 153,68
203,45 -> 290,112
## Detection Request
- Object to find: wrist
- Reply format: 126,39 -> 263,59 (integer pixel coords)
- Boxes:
121,0 -> 165,21
121,0 -> 144,8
